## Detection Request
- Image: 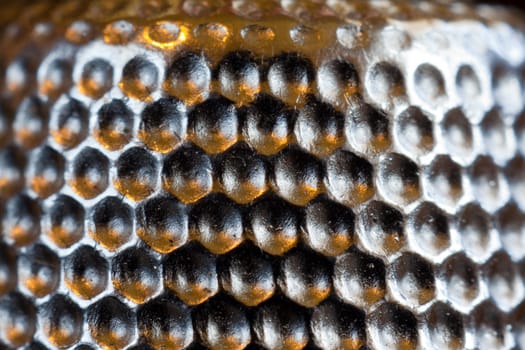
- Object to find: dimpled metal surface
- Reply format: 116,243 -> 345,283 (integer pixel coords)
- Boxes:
0,1 -> 525,349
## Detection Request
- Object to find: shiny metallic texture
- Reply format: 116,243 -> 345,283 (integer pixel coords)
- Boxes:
0,1 -> 525,349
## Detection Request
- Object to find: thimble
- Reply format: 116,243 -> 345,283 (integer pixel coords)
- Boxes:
0,1 -> 525,349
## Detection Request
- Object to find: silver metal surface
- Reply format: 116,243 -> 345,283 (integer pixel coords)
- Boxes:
0,1 -> 525,349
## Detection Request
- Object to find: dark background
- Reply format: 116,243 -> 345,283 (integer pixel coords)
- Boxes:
476,0 -> 525,10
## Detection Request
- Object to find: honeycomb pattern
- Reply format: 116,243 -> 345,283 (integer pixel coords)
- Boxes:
0,1 -> 525,349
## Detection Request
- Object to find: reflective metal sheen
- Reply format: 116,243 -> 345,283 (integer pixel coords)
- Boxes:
0,1 -> 525,349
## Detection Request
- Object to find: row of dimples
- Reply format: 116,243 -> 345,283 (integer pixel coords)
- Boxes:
1,9 -> 525,350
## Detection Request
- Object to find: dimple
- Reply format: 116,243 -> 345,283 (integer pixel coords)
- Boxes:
94,99 -> 134,151
119,56 -> 159,100
114,147 -> 159,201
